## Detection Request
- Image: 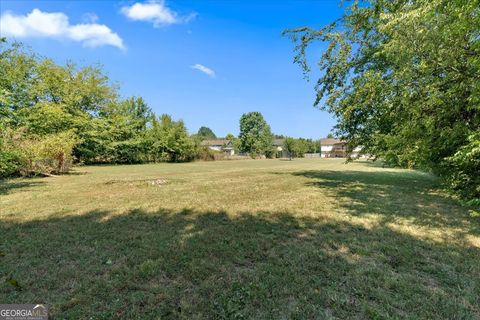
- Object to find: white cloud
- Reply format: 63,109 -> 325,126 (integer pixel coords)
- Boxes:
191,64 -> 216,78
0,9 -> 124,49
121,0 -> 195,27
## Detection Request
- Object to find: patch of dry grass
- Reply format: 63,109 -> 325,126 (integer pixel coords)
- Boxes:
1,159 -> 478,318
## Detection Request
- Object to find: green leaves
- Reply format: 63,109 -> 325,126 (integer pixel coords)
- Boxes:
0,40 -> 199,169
286,0 -> 480,202
146,114 -> 196,163
239,112 -> 274,157
197,127 -> 217,140
282,137 -> 315,159
445,132 -> 480,203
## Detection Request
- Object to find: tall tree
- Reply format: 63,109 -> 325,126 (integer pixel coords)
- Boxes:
239,112 -> 274,157
0,40 -> 199,176
285,0 -> 480,202
147,114 -> 195,162
197,126 -> 217,140
92,97 -> 152,164
283,137 -> 295,160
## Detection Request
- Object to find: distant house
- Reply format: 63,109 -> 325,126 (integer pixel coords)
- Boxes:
201,139 -> 235,156
320,138 -> 363,158
320,138 -> 347,158
273,139 -> 284,152
272,139 -> 284,157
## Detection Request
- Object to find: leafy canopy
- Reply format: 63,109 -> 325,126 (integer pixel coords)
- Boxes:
285,0 -> 480,202
0,40 -> 198,175
239,112 -> 274,157
197,126 -> 217,140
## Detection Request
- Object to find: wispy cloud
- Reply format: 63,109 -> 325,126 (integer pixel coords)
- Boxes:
191,64 -> 216,78
81,12 -> 99,24
0,9 -> 124,49
121,0 -> 196,27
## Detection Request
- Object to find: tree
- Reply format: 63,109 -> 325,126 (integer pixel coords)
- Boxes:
0,40 -> 199,175
283,137 -> 295,160
239,112 -> 274,157
284,0 -> 480,202
225,133 -> 240,153
0,41 -> 40,128
326,133 -> 334,139
197,126 -> 216,140
293,138 -> 309,157
147,114 -> 195,162
91,97 -> 152,164
445,133 -> 480,205
225,133 -> 236,141
305,139 -> 321,153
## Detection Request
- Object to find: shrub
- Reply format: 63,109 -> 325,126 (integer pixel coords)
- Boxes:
0,127 -> 23,178
445,133 -> 480,206
5,130 -> 80,176
196,146 -> 216,161
0,149 -> 20,178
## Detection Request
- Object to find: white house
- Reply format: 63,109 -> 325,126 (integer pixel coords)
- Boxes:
320,138 -> 364,158
320,138 -> 347,158
273,139 -> 284,152
201,139 -> 235,156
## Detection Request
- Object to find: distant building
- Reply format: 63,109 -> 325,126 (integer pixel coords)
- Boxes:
272,139 -> 284,152
201,139 -> 235,156
271,139 -> 284,157
320,138 -> 347,158
320,138 -> 363,158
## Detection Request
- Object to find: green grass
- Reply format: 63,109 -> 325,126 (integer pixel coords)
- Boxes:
1,159 -> 479,319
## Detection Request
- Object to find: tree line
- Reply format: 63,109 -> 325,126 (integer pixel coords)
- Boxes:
284,0 -> 479,204
0,40 -> 198,177
0,40 -> 321,178
195,113 -> 322,159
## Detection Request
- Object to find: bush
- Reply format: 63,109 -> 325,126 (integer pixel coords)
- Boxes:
0,149 -> 20,178
196,146 -> 216,161
2,129 -> 79,177
445,133 -> 480,206
0,127 -> 23,178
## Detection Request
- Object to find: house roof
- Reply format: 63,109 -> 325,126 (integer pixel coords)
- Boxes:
273,139 -> 284,146
201,139 -> 232,146
320,138 -> 346,145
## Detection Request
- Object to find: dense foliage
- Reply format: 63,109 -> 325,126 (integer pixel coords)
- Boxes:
285,0 -> 480,203
283,137 -> 296,160
196,126 -> 217,140
282,137 -> 320,159
0,40 -> 196,177
239,112 -> 274,158
147,114 -> 196,163
445,133 -> 480,205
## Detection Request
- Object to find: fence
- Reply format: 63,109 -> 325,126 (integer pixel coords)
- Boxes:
303,153 -> 321,158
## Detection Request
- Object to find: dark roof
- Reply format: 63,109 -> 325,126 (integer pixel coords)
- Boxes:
320,138 -> 346,145
201,139 -> 232,146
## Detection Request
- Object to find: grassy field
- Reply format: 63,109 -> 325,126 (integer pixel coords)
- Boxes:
1,158 -> 479,319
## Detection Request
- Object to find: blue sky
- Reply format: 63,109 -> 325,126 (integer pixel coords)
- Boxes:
0,0 -> 344,139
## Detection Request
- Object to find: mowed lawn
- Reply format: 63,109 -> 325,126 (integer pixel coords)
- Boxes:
1,159 -> 479,319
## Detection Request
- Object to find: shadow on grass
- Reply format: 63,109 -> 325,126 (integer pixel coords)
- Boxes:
352,159 -> 391,168
63,171 -> 89,176
282,170 -> 479,237
0,180 -> 46,195
1,208 -> 478,319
